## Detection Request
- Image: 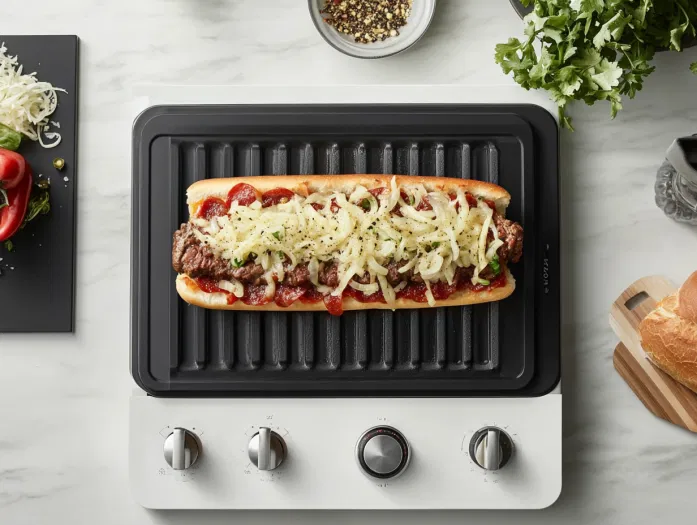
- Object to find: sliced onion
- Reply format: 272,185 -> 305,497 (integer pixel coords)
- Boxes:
398,257 -> 418,273
264,277 -> 276,299
377,274 -> 395,303
394,281 -> 408,292
217,279 -> 244,298
367,257 -> 388,276
349,281 -> 379,294
486,239 -> 504,261
308,257 -> 320,286
424,280 -> 436,306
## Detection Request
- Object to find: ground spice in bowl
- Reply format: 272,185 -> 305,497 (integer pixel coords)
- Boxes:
320,0 -> 413,44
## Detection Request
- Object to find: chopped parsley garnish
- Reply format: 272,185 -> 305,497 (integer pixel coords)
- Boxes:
489,254 -> 501,276
232,258 -> 245,268
272,231 -> 282,241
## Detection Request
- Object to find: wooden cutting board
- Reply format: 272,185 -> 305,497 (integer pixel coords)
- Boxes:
609,276 -> 697,432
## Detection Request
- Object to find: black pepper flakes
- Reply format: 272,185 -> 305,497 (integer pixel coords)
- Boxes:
320,0 -> 413,44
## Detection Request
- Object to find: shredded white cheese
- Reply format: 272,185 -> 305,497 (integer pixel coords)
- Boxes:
193,177 -> 504,304
0,43 -> 66,145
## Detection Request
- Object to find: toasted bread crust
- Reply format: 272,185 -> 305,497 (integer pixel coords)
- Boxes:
639,271 -> 697,393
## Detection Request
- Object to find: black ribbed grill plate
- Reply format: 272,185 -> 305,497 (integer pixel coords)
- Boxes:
131,105 -> 560,396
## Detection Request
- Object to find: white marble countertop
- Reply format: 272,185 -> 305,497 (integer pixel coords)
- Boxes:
2,0 -> 697,523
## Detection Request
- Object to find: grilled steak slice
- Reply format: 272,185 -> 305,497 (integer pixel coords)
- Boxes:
353,272 -> 372,285
172,223 -> 235,281
494,214 -> 524,264
318,260 -> 339,287
283,262 -> 311,287
230,261 -> 265,285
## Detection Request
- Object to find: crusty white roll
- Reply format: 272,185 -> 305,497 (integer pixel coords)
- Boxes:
639,271 -> 697,393
175,175 -> 519,312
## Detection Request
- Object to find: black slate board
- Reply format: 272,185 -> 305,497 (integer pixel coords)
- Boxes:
0,36 -> 79,333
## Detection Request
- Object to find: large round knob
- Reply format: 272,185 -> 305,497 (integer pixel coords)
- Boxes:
248,427 -> 286,471
356,426 -> 410,479
163,428 -> 201,470
469,427 -> 514,471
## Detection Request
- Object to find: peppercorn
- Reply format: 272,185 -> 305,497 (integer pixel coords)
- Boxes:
320,0 -> 412,44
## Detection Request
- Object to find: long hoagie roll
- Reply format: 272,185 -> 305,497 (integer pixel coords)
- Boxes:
172,175 -> 523,315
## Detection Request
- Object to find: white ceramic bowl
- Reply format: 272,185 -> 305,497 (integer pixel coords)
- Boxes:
309,0 -> 436,59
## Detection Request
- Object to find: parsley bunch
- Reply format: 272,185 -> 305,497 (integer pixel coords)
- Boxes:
496,0 -> 697,130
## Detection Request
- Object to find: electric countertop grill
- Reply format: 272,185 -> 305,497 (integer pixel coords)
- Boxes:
129,104 -> 561,510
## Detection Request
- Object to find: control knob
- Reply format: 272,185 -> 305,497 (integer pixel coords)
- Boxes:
163,428 -> 201,470
356,426 -> 410,479
248,427 -> 287,471
469,427 -> 514,471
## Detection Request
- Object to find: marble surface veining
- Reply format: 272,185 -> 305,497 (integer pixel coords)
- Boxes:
2,0 -> 697,523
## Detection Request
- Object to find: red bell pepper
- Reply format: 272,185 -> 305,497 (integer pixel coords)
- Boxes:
0,148 -> 26,190
0,166 -> 33,242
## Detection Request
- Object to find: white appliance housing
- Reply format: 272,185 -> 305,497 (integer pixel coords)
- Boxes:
129,85 -> 562,510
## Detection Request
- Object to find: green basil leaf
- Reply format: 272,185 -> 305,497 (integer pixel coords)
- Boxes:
0,123 -> 21,151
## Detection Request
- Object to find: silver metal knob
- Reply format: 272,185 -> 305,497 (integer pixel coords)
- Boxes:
469,427 -> 514,471
356,426 -> 410,479
163,428 -> 201,470
248,427 -> 286,471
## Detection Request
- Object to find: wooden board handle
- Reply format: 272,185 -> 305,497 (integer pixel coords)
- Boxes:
610,275 -> 697,433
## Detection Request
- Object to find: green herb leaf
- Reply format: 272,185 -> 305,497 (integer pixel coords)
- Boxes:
272,231 -> 282,241
0,123 -> 21,151
496,0 -> 697,129
4,240 -> 13,252
21,187 -> 51,227
489,255 -> 501,276
277,251 -> 284,258
431,242 -> 440,249
360,198 -> 371,210
233,258 -> 244,268
590,59 -> 623,91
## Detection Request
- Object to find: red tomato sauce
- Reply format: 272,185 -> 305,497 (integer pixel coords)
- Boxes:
396,283 -> 429,302
195,278 -> 237,305
241,284 -> 272,306
343,286 -> 386,303
274,285 -> 307,307
468,273 -> 507,292
299,287 -> 324,303
323,294 -> 344,315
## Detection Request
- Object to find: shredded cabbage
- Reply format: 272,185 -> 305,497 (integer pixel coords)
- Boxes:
0,43 -> 66,146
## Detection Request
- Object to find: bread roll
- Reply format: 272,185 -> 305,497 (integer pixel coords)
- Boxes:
639,271 -> 697,393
